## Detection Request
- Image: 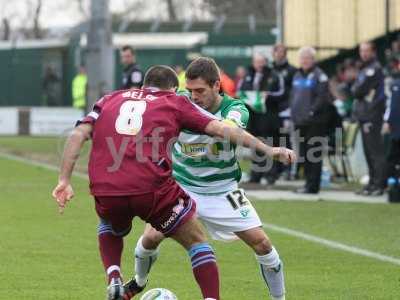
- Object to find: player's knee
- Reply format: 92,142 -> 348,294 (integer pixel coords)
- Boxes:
172,218 -> 207,249
252,236 -> 273,255
97,219 -> 131,237
142,227 -> 164,250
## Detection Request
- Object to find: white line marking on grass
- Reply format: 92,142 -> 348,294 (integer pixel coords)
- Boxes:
3,151 -> 399,266
0,152 -> 88,180
263,222 -> 400,266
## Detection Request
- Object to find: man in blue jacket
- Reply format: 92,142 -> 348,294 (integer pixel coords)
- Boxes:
351,42 -> 386,196
383,57 -> 400,179
290,47 -> 331,194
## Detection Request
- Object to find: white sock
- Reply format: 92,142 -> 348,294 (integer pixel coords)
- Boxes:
256,246 -> 280,269
256,247 -> 285,299
134,236 -> 159,286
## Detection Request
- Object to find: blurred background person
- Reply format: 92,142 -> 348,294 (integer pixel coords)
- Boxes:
42,65 -> 61,106
383,56 -> 400,181
174,65 -> 187,92
271,43 -> 297,180
291,47 -> 331,194
234,65 -> 247,95
240,52 -> 284,185
71,64 -> 88,112
120,45 -> 143,89
351,42 -> 386,196
220,68 -> 236,97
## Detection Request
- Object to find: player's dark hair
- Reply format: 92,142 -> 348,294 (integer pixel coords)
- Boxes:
186,57 -> 220,87
121,45 -> 135,54
143,65 -> 179,90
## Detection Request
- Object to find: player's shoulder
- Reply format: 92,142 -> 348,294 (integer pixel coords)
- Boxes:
220,94 -> 249,127
314,67 -> 328,83
221,94 -> 248,115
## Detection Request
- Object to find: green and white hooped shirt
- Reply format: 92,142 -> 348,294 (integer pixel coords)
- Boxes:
172,94 -> 249,195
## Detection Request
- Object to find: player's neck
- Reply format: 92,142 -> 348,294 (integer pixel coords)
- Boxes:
209,94 -> 223,114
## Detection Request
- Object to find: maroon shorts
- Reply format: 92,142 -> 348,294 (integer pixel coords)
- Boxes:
94,179 -> 196,237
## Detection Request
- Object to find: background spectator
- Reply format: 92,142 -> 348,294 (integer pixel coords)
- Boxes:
120,45 -> 144,89
271,43 -> 297,180
383,56 -> 400,180
234,65 -> 246,95
291,46 -> 331,194
174,65 -> 186,92
71,64 -> 88,111
42,65 -> 61,106
240,52 -> 284,185
351,42 -> 386,196
220,69 -> 236,97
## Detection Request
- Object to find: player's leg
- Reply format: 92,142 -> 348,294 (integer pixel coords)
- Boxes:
124,224 -> 165,298
95,196 -> 133,300
170,216 -> 220,300
188,188 -> 284,299
235,228 -> 285,300
147,181 -> 220,300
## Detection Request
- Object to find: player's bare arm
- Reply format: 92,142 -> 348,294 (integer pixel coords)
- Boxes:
205,120 -> 297,165
52,123 -> 92,213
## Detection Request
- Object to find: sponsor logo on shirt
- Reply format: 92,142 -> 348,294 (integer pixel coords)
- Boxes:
181,143 -> 219,156
226,110 -> 243,127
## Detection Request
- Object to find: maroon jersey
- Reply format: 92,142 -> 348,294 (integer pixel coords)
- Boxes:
79,88 -> 214,196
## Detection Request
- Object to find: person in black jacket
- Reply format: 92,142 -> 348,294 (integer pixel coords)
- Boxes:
272,44 -> 297,180
383,58 -> 400,179
351,42 -> 386,196
241,52 -> 285,184
120,45 -> 144,89
291,47 -> 331,194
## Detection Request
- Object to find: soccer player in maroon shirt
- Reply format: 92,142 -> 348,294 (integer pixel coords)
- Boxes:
52,65 -> 295,300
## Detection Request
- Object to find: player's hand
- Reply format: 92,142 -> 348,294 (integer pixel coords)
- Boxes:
52,180 -> 74,214
271,147 -> 297,164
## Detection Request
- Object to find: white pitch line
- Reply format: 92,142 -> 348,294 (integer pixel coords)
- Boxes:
263,222 -> 400,266
2,151 -> 399,266
0,152 -> 88,180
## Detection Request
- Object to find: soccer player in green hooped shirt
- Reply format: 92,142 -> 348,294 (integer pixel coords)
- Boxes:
124,58 -> 291,300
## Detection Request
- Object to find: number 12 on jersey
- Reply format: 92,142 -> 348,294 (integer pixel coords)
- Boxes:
226,189 -> 249,210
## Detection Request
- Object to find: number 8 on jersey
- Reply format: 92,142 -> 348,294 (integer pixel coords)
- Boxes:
115,100 -> 147,136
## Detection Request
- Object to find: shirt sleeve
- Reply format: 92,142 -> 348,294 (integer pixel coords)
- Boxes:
76,94 -> 109,126
175,95 -> 216,133
224,102 -> 249,128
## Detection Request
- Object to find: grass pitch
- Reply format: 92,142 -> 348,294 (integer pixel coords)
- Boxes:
0,137 -> 399,299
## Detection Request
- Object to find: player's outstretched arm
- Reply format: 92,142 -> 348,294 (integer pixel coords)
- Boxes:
204,120 -> 297,164
52,123 -> 92,214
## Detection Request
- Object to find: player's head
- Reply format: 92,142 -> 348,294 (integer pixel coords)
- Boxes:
143,65 -> 179,91
120,45 -> 136,66
252,52 -> 267,72
359,42 -> 376,62
273,43 -> 287,63
298,46 -> 316,71
185,57 -> 221,112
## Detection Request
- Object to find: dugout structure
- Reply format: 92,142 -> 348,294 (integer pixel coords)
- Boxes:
283,0 -> 400,64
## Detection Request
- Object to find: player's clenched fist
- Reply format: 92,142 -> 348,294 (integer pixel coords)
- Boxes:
52,180 -> 74,214
271,147 -> 297,164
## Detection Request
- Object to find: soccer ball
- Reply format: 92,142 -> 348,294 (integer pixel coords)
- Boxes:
140,288 -> 178,300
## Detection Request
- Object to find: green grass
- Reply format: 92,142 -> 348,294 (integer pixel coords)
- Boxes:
0,137 -> 400,299
0,136 -> 90,173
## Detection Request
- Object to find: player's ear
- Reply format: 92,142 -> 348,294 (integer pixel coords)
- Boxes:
214,80 -> 221,92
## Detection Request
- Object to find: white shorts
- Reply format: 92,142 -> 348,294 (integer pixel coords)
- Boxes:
181,187 -> 263,241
